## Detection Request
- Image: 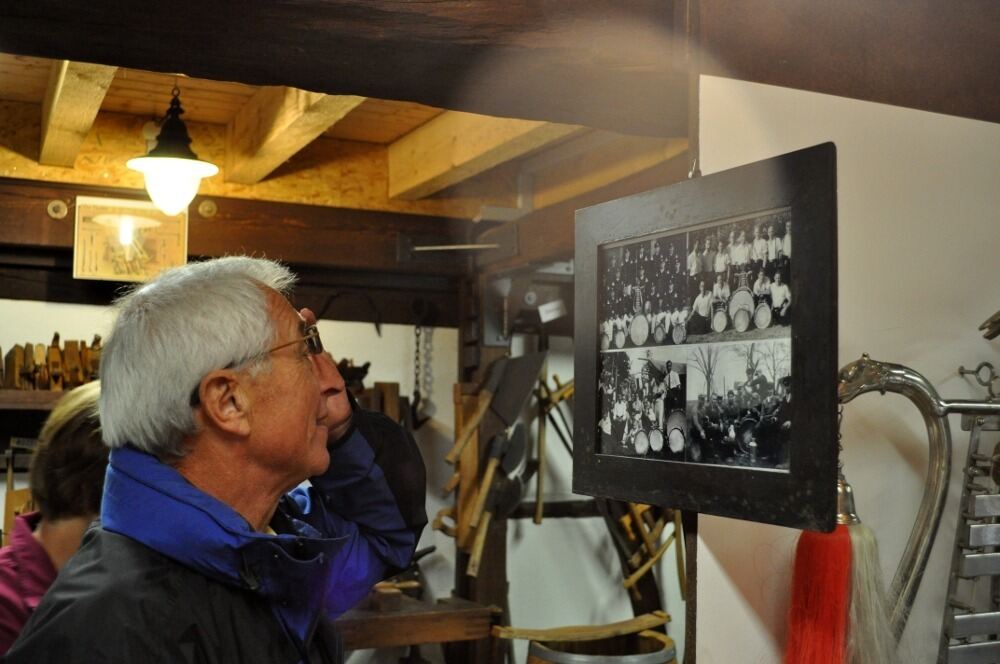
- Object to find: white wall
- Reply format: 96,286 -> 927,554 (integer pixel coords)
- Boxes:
698,76 -> 1000,662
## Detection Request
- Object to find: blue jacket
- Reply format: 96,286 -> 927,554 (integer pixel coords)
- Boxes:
6,406 -> 427,663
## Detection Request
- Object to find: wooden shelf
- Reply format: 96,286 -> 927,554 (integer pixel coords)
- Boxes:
335,596 -> 497,651
0,390 -> 64,411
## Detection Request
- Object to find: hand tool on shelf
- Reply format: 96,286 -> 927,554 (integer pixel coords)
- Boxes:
466,470 -> 525,577
444,358 -> 507,464
467,425 -> 528,577
445,352 -> 547,465
469,424 -> 527,528
21,343 -> 35,389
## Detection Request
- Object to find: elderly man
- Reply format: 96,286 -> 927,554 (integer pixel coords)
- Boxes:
7,257 -> 427,663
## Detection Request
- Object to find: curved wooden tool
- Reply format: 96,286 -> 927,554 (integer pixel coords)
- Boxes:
431,506 -> 457,538
492,610 -> 669,641
440,470 -> 460,497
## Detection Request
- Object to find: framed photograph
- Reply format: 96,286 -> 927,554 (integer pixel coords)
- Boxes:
73,196 -> 188,283
575,143 -> 837,531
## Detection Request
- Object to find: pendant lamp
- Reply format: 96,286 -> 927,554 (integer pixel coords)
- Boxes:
126,86 -> 218,216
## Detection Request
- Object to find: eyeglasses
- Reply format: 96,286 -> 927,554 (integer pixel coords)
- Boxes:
266,324 -> 324,357
189,325 -> 324,405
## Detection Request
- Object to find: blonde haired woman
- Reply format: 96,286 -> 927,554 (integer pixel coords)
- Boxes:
0,382 -> 107,653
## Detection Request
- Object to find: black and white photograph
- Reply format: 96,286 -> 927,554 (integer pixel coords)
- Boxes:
685,209 -> 791,342
600,233 -> 688,349
685,339 -> 792,471
598,348 -> 688,461
577,143 -> 837,531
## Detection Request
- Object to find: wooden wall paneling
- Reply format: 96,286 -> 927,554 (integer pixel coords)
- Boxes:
0,248 -> 461,328
0,177 -> 473,277
0,2 -> 688,137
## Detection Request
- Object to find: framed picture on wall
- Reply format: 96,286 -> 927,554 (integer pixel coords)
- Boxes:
73,196 -> 188,283
573,142 -> 838,531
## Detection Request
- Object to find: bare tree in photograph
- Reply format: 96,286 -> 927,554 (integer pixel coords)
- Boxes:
759,341 -> 791,384
690,344 -> 722,397
733,341 -> 762,379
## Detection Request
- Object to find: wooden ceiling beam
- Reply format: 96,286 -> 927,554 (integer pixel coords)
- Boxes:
225,87 -> 365,184
388,112 -> 582,200
699,0 -> 1000,125
0,2 -> 689,137
478,151 -> 691,275
526,133 -> 689,211
38,60 -> 117,167
0,100 -> 513,220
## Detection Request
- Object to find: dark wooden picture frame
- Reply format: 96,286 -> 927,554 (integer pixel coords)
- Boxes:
573,143 -> 838,531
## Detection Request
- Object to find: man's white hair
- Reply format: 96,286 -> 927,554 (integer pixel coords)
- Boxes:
99,256 -> 296,459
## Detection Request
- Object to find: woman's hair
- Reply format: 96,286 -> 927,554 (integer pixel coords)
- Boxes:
99,256 -> 295,459
29,381 -> 108,521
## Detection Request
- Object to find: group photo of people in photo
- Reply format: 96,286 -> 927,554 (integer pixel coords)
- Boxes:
684,339 -> 792,470
685,211 -> 792,342
596,212 -> 794,469
598,349 -> 689,461
599,234 -> 690,350
598,210 -> 792,353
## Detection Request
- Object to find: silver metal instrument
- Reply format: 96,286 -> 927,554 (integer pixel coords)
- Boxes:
838,354 -> 1000,663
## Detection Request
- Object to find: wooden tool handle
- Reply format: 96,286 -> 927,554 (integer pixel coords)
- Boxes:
623,533 -> 674,589
469,457 -> 500,528
440,471 -> 461,497
431,506 -> 456,538
466,510 -> 492,577
629,502 -> 658,556
445,392 -> 491,464
492,610 -> 669,642
374,580 -> 421,591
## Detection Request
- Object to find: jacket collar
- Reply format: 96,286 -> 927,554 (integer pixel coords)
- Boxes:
101,446 -> 346,653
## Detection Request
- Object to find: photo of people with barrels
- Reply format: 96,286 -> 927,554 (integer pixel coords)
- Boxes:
685,339 -> 792,471
599,233 -> 689,350
597,348 -> 690,461
686,209 -> 791,342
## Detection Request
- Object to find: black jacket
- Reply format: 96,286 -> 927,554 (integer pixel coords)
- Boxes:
6,405 -> 427,663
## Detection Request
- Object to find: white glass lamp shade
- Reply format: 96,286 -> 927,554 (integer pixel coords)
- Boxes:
126,156 -> 219,216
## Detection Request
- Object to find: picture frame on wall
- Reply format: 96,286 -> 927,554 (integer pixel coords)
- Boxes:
573,142 -> 838,531
73,195 -> 188,283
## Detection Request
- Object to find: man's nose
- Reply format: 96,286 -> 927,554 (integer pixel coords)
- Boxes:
311,351 -> 345,394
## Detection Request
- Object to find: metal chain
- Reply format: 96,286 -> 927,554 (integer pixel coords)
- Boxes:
413,325 -> 422,398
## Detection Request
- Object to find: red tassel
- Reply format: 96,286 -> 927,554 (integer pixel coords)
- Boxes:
784,524 -> 852,664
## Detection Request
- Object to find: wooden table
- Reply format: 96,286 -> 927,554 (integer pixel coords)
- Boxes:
335,596 -> 498,651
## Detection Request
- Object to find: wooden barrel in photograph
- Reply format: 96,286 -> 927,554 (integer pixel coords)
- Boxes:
528,631 -> 676,664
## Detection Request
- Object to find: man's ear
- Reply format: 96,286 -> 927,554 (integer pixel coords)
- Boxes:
194,370 -> 251,437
